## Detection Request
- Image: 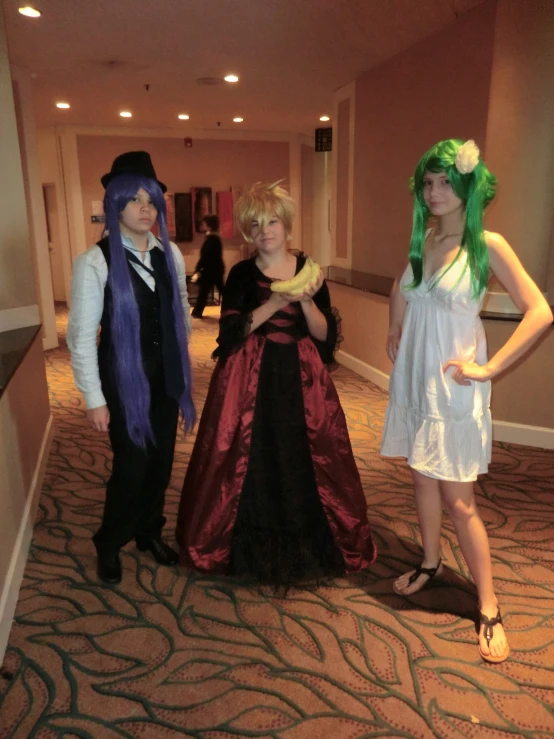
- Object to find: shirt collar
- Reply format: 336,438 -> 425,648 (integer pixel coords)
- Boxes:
121,231 -> 160,252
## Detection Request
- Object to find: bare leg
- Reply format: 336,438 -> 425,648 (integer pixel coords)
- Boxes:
440,479 -> 508,660
394,469 -> 444,595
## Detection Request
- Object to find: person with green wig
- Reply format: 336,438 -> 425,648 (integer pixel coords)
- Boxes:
381,138 -> 552,663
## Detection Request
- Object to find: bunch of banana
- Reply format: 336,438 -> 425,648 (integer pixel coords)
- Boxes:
270,256 -> 321,296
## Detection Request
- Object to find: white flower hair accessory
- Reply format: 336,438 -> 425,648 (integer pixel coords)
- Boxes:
455,139 -> 480,174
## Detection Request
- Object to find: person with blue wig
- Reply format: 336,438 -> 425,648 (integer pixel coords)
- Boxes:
68,151 -> 195,584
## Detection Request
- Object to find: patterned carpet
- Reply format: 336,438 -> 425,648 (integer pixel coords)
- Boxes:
2,305 -> 554,739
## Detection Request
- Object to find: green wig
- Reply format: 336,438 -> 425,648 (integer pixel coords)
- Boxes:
408,138 -> 497,297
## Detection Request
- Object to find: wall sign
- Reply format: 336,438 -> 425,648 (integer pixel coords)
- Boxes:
315,127 -> 332,152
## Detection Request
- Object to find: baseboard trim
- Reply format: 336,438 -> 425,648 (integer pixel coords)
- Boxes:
0,414 -> 54,662
42,334 -> 59,351
492,420 -> 554,450
336,349 -> 390,391
335,351 -> 554,450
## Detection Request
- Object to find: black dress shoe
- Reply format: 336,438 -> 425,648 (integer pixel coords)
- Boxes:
136,537 -> 179,566
96,550 -> 122,584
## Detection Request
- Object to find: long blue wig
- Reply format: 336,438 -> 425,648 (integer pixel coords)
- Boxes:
103,174 -> 196,447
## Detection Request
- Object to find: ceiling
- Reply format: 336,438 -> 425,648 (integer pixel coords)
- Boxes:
4,0 -> 487,135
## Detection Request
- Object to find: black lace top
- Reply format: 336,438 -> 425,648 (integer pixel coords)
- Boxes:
213,254 -> 342,364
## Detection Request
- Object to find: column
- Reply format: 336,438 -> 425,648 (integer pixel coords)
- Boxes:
0,2 -> 38,330
484,0 -> 554,292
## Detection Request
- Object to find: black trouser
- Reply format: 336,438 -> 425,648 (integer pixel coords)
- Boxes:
93,369 -> 179,554
192,274 -> 225,316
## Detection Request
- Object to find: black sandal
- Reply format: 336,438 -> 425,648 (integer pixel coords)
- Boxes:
478,608 -> 510,663
394,558 -> 442,593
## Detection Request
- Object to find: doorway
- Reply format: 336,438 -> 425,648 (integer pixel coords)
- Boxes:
43,184 -> 66,303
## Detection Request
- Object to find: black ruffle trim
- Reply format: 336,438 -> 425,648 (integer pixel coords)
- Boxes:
229,521 -> 345,593
212,312 -> 253,361
312,306 -> 343,365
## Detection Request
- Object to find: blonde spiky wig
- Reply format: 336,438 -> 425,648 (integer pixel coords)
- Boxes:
235,180 -> 295,242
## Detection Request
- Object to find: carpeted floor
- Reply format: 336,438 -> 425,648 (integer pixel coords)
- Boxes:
2,305 -> 554,738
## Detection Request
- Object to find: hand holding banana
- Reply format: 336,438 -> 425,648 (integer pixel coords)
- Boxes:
270,257 -> 323,302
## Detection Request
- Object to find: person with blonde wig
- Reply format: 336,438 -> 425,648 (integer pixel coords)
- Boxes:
381,138 -> 552,663
177,181 -> 376,590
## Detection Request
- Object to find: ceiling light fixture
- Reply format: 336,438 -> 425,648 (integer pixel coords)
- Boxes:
178,114 -> 190,120
319,115 -> 330,122
233,117 -> 243,123
56,102 -> 70,109
120,111 -> 132,118
224,74 -> 239,83
18,6 -> 41,18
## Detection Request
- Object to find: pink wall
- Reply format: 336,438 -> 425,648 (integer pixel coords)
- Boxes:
336,98 -> 351,260
301,143 -> 314,256
0,330 -> 51,630
482,0 -> 554,290
351,0 -> 497,278
76,136 -> 290,250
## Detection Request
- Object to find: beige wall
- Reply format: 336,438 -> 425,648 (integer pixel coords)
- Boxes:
12,69 -> 58,349
311,149 -> 332,268
329,283 -> 390,376
331,0 -> 554,436
484,320 -> 554,429
37,128 -> 79,304
0,4 -> 53,658
330,282 -> 554,432
76,135 -> 291,251
351,0 -> 496,278
483,0 -> 554,290
0,3 -> 36,316
0,330 -> 53,658
301,143 -> 315,257
335,98 -> 351,261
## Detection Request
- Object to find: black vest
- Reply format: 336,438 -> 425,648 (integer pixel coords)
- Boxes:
97,237 -> 185,402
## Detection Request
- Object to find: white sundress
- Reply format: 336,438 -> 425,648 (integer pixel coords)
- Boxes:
380,247 -> 492,482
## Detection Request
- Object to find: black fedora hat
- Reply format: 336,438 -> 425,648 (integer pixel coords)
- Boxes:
101,151 -> 167,193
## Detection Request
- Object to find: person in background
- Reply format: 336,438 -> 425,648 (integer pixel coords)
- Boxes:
191,214 -> 226,318
67,151 -> 195,585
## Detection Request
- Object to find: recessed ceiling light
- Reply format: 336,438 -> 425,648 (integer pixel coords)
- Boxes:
120,111 -> 132,118
224,74 -> 239,83
319,115 -> 330,122
178,114 -> 190,120
19,6 -> 41,18
233,117 -> 243,123
56,102 -> 70,109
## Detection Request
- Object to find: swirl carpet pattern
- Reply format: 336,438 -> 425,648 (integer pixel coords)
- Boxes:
1,305 -> 554,738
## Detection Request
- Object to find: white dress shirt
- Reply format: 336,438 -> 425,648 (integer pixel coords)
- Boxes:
67,232 -> 192,410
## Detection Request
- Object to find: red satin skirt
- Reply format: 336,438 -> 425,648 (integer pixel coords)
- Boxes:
176,334 -> 376,584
